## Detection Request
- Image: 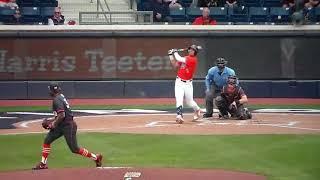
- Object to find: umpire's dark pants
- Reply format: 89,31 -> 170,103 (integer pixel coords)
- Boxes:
205,87 -> 221,116
44,121 -> 80,153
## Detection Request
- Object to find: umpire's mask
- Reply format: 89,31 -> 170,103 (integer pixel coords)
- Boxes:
216,57 -> 227,71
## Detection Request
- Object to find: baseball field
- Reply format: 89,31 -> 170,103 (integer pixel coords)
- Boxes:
0,98 -> 320,180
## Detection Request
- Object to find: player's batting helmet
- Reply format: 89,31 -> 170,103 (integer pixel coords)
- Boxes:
48,83 -> 61,97
188,45 -> 199,55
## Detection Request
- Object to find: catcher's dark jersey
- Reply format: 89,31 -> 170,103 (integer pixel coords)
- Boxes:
52,94 -> 73,124
221,85 -> 245,104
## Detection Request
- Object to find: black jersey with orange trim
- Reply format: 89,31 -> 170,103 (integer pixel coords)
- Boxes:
52,94 -> 73,124
221,85 -> 245,104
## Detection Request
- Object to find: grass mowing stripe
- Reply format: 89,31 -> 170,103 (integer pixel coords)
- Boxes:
1,104 -> 320,112
0,133 -> 319,180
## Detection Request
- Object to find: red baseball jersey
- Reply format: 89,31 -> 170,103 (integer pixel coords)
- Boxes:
177,55 -> 198,80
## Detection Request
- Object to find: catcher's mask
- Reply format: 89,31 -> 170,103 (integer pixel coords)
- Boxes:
226,75 -> 237,93
48,83 -> 61,97
216,57 -> 227,70
188,45 -> 198,56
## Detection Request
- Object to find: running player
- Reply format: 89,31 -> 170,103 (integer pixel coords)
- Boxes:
33,83 -> 103,170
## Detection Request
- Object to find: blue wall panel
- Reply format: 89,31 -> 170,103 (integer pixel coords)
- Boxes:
193,80 -> 206,98
125,81 -> 175,97
0,82 -> 27,99
74,81 -> 124,98
318,81 -> 320,98
27,81 -> 75,99
240,80 -> 272,98
271,81 -> 318,98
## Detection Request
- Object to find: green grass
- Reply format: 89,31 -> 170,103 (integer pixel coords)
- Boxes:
0,133 -> 319,180
1,104 -> 320,112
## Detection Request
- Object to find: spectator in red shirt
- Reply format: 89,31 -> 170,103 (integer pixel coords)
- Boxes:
192,7 -> 217,25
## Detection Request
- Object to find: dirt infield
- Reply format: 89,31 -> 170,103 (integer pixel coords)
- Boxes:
0,167 -> 266,180
1,111 -> 320,180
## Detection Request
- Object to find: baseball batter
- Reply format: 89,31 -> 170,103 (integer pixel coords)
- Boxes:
33,83 -> 103,170
168,45 -> 201,124
215,75 -> 252,120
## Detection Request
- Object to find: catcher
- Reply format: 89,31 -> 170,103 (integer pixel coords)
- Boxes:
215,75 -> 252,120
33,83 -> 103,170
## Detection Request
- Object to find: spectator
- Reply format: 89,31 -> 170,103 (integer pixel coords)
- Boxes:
225,0 -> 238,8
304,0 -> 320,8
48,7 -> 65,25
12,7 -> 21,24
197,0 -> 221,7
192,7 -> 217,25
164,0 -> 183,9
282,0 -> 295,8
0,0 -> 18,9
147,0 -> 172,22
0,0 -> 9,7
6,0 -> 18,9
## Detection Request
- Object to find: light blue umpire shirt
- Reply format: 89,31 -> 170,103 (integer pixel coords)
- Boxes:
205,66 -> 236,91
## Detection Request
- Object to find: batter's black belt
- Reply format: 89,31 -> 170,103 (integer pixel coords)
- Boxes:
177,77 -> 192,83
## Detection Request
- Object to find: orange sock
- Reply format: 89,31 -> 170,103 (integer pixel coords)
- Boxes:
41,144 -> 50,164
78,148 -> 97,160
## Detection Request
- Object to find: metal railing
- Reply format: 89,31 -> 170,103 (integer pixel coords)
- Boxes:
79,11 -> 153,25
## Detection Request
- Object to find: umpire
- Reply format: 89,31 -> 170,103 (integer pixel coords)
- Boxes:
203,57 -> 236,118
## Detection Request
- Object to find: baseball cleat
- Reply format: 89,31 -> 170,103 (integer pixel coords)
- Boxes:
192,109 -> 201,121
202,113 -> 213,118
32,162 -> 48,170
95,154 -> 103,167
176,115 -> 184,124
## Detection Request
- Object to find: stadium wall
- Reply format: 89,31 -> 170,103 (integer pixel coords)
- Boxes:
0,25 -> 319,99
0,80 -> 319,99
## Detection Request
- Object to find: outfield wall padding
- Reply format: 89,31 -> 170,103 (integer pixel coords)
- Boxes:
0,82 -> 27,99
124,80 -> 175,98
0,80 -> 319,99
271,81 -> 318,98
74,81 -> 124,98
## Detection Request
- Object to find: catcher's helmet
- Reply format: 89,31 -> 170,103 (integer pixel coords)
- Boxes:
188,45 -> 199,55
48,83 -> 61,96
227,75 -> 237,85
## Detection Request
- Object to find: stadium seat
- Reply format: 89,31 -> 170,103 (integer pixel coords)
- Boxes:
39,0 -> 58,7
307,7 -> 320,22
40,6 -> 55,24
269,7 -> 291,23
180,0 -> 193,7
17,0 -> 39,7
262,0 -> 282,7
228,6 -> 249,23
242,0 -> 262,7
249,7 -> 269,23
186,7 -> 202,22
209,7 -> 229,22
170,7 -> 187,22
20,6 -> 41,24
0,7 -> 15,24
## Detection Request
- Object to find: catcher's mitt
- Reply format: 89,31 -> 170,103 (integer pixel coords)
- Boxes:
42,118 -> 54,130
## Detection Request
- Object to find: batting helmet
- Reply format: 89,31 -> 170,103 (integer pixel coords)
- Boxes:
188,45 -> 199,55
48,83 -> 61,97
